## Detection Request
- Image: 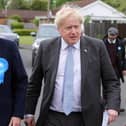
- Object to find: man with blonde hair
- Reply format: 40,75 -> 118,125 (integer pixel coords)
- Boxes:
24,5 -> 120,126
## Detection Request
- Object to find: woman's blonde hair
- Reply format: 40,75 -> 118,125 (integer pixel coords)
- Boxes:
55,4 -> 84,28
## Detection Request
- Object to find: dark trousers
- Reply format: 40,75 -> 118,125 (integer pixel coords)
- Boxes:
44,110 -> 84,126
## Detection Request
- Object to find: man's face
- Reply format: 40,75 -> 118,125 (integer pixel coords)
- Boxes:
58,16 -> 82,45
108,34 -> 118,41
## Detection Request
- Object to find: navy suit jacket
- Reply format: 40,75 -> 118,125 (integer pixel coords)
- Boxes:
0,38 -> 28,126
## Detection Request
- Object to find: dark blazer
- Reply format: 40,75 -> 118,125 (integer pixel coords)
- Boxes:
103,36 -> 126,82
25,36 -> 120,126
0,38 -> 28,126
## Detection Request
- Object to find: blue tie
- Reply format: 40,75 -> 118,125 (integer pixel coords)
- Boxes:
62,46 -> 74,115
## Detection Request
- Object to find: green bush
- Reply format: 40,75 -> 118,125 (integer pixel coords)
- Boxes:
13,29 -> 37,36
84,16 -> 91,24
33,18 -> 39,27
9,15 -> 22,22
11,21 -> 24,29
31,0 -> 47,11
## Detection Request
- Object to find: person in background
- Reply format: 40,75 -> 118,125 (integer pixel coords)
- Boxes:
0,38 -> 28,126
103,27 -> 126,112
24,5 -> 120,126
122,37 -> 126,46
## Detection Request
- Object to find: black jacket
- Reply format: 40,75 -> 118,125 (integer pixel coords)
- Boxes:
0,38 -> 28,126
103,36 -> 126,82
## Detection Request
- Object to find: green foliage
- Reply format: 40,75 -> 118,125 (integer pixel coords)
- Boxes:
102,0 -> 126,14
9,15 -> 22,22
20,35 -> 34,45
56,0 -> 68,7
1,0 -> 126,15
11,21 -> 24,29
0,0 -> 8,9
32,18 -> 39,27
13,29 -> 37,36
84,16 -> 91,24
31,0 -> 47,11
50,0 -> 57,9
102,0 -> 120,8
9,0 -> 29,9
52,0 -> 77,9
0,0 -> 4,9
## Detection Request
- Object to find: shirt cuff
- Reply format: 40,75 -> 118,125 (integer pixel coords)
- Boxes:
24,114 -> 34,118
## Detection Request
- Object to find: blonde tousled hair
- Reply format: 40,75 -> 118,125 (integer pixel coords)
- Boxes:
55,5 -> 84,28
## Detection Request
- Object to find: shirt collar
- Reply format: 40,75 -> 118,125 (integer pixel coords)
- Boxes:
108,38 -> 116,44
61,38 -> 80,50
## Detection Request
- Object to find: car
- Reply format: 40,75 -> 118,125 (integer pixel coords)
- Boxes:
0,24 -> 20,46
31,23 -> 60,65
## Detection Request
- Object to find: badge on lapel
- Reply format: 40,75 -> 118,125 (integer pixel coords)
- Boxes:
117,46 -> 122,51
0,58 -> 8,85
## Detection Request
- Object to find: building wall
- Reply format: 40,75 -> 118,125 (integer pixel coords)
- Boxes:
84,21 -> 109,38
118,24 -> 126,38
0,18 -> 7,24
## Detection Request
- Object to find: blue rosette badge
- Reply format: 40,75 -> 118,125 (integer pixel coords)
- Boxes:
0,58 -> 8,85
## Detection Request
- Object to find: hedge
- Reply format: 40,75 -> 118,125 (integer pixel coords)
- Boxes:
11,22 -> 24,29
13,29 -> 37,36
9,15 -> 22,22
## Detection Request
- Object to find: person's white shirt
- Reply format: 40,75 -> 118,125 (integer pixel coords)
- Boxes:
50,38 -> 81,113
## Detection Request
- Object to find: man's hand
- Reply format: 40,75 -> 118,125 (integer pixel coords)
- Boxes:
9,117 -> 21,126
122,70 -> 126,76
24,116 -> 35,126
107,109 -> 118,124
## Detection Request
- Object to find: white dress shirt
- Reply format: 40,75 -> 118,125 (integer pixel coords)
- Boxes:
108,38 -> 116,44
50,38 -> 81,112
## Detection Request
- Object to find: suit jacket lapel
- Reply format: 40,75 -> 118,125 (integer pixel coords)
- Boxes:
80,36 -> 93,109
46,38 -> 61,89
80,36 -> 89,84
